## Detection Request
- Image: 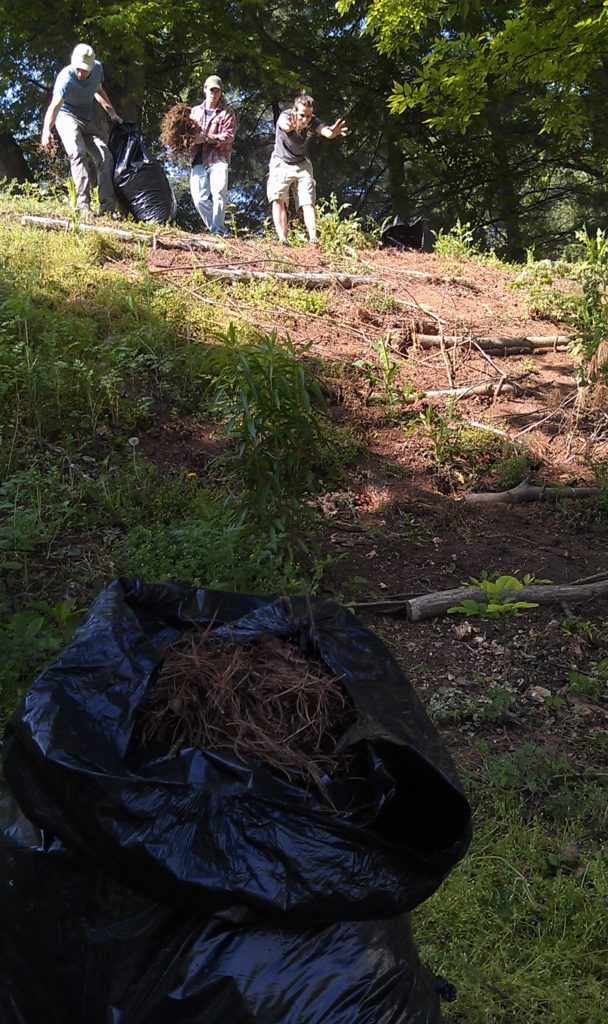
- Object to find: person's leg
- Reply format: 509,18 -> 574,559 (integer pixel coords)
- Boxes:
82,121 -> 116,212
271,200 -> 289,243
190,164 -> 213,230
296,161 -> 318,242
208,161 -> 229,234
301,205 -> 317,242
55,112 -> 92,210
267,158 -> 293,242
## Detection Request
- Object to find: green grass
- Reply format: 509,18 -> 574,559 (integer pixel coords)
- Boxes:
416,786 -> 607,1023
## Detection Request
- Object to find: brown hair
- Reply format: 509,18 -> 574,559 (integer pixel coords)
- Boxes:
293,92 -> 314,109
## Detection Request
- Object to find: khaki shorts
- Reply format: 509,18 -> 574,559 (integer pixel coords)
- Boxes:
267,156 -> 316,207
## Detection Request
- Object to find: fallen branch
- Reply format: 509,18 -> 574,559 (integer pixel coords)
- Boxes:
467,420 -> 513,438
412,334 -> 572,354
464,479 -> 599,505
422,381 -> 523,399
406,578 -> 608,622
513,392 -> 577,438
21,214 -> 224,252
201,267 -> 376,289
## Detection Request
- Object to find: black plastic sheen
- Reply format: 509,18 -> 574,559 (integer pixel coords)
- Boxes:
109,123 -> 177,224
0,579 -> 471,1022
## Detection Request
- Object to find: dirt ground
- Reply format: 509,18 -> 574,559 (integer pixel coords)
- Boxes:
145,236 -> 608,776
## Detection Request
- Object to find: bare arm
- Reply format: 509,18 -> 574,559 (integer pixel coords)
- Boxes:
95,84 -> 123,124
317,118 -> 348,140
41,94 -> 63,146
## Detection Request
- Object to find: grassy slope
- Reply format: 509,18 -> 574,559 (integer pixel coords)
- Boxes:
0,191 -> 606,1023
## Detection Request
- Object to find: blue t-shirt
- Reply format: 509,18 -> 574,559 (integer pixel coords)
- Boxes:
54,61 -> 104,121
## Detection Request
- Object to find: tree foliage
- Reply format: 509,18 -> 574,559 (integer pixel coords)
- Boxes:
2,1 -> 608,254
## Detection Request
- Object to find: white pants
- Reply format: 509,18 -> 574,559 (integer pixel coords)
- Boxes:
190,161 -> 229,234
55,110 -> 115,212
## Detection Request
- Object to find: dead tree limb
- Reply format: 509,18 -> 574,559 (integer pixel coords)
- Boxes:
20,215 -> 224,252
406,579 -> 608,622
422,381 -> 523,399
464,479 -> 599,504
412,334 -> 572,354
201,267 -> 376,289
513,392 -> 577,438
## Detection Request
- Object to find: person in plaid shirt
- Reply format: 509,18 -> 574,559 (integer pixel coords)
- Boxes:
190,75 -> 236,235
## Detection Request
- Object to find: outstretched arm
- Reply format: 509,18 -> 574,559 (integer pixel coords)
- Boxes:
318,118 -> 348,140
41,94 -> 63,147
95,84 -> 123,124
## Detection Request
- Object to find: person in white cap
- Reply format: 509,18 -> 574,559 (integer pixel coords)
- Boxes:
189,75 -> 236,235
41,44 -> 123,216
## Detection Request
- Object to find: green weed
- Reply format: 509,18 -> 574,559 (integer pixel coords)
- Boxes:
207,326 -> 329,548
0,597 -> 84,727
362,287 -> 400,315
432,219 -> 479,261
407,402 -> 526,489
313,193 -> 376,257
354,337 -> 416,412
448,572 -> 549,620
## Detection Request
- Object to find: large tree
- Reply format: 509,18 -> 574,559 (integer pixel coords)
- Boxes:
338,0 -> 608,256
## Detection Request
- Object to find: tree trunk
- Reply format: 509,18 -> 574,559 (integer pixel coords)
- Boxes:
488,111 -> 525,261
0,132 -> 32,183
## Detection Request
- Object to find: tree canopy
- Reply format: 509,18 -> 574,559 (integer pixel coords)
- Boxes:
2,0 -> 608,255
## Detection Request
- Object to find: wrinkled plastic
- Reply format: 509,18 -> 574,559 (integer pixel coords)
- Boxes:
109,122 -> 177,224
1,579 -> 472,1022
381,216 -> 428,251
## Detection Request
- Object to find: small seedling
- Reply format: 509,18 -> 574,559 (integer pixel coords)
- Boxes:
448,572 -> 550,619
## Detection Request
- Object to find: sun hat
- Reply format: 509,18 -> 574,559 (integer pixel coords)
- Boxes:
71,44 -> 96,73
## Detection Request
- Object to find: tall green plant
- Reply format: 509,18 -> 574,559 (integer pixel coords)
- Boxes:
568,228 -> 608,372
210,326 -> 328,548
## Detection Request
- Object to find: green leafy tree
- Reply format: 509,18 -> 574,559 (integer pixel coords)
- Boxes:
338,0 -> 608,256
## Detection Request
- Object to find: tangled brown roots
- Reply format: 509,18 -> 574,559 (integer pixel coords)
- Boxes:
137,630 -> 359,804
159,103 -> 199,157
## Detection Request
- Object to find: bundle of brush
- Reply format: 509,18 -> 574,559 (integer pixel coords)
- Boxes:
35,133 -> 64,178
159,103 -> 200,158
138,629 -> 359,804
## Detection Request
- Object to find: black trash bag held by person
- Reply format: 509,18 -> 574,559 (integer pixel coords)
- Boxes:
109,122 -> 177,224
1,579 -> 472,1024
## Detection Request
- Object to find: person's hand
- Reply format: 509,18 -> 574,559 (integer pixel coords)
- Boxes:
41,127 -> 52,148
109,111 -> 123,125
329,118 -> 348,138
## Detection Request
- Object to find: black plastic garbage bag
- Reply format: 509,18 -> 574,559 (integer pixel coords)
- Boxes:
1,579 -> 472,1023
381,216 -> 428,251
109,122 -> 177,224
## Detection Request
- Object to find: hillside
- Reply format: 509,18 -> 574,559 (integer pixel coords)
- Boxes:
1,202 -> 607,1023
142,223 -> 608,777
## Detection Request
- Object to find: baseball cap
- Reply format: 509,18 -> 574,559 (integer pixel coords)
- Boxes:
71,44 -> 96,72
204,75 -> 223,91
